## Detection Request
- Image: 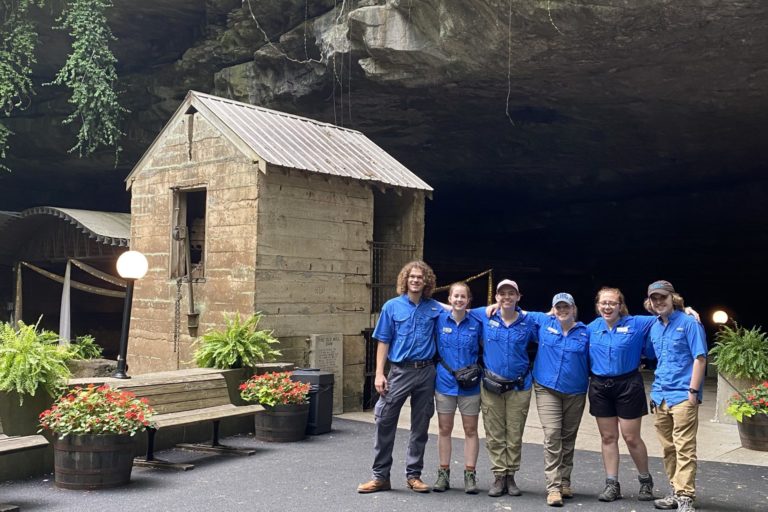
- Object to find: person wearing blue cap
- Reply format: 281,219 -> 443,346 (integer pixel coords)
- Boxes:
525,292 -> 590,507
643,280 -> 707,512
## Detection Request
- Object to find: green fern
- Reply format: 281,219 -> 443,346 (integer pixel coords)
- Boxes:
194,312 -> 282,369
709,324 -> 768,381
0,319 -> 71,403
66,334 -> 103,360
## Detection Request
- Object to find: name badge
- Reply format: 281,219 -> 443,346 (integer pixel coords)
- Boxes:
442,327 -> 453,334
489,320 -> 500,328
676,327 -> 684,332
547,326 -> 559,334
616,326 -> 629,333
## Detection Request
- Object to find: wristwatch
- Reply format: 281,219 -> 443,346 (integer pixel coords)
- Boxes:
688,388 -> 698,394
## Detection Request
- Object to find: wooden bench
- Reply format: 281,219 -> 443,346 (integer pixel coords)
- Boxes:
113,372 -> 263,470
0,418 -> 49,512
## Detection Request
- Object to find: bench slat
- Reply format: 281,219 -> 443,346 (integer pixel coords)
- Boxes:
116,378 -> 226,397
150,395 -> 236,415
154,404 -> 263,429
140,388 -> 230,409
0,434 -> 49,455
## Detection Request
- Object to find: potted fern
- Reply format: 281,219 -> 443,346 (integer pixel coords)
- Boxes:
193,312 -> 284,404
710,324 -> 768,424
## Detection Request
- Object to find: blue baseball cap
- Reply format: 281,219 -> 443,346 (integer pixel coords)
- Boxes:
552,292 -> 575,307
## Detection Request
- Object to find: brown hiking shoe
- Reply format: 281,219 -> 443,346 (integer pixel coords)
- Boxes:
357,479 -> 391,493
561,485 -> 574,499
406,477 -> 431,493
547,490 -> 564,507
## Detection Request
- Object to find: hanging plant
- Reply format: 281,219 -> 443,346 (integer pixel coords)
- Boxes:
47,0 -> 127,158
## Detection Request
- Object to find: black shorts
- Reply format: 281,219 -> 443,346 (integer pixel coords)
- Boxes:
588,370 -> 648,419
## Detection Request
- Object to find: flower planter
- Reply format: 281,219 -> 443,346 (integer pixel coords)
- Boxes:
53,434 -> 135,489
254,403 -> 310,442
737,414 -> 768,452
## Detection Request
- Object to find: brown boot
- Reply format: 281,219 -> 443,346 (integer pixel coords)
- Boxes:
357,479 -> 391,493
406,477 -> 431,493
547,490 -> 564,507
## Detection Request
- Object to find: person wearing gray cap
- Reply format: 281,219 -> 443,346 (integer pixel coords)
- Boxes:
643,280 -> 707,512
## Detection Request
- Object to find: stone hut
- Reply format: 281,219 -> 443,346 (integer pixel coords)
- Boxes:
124,90 -> 432,411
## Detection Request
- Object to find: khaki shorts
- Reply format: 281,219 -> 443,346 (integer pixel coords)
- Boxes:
435,391 -> 481,416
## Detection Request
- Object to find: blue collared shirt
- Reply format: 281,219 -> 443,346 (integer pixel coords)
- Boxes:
528,312 -> 590,395
648,310 -> 708,406
372,294 -> 442,363
587,315 -> 655,377
435,310 -> 483,396
469,306 -> 536,390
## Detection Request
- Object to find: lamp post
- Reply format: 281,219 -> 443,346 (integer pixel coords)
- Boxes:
712,310 -> 729,325
113,250 -> 148,379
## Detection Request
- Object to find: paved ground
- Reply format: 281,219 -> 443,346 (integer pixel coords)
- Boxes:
2,375 -> 767,511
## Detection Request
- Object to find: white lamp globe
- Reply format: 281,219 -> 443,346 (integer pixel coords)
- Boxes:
116,251 -> 149,280
712,310 -> 729,325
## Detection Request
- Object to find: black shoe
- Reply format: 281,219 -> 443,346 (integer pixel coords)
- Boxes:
488,474 -> 506,497
638,474 -> 655,501
598,479 -> 622,502
506,474 -> 522,496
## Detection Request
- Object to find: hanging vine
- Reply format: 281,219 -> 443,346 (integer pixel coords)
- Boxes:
0,0 -> 126,168
47,0 -> 126,157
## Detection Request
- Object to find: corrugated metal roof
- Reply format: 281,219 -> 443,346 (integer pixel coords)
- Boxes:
127,90 -> 432,192
21,207 -> 130,247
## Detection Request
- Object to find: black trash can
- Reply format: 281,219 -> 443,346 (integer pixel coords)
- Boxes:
291,369 -> 334,435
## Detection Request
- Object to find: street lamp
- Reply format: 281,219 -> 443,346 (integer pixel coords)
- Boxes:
113,251 -> 148,379
712,310 -> 729,325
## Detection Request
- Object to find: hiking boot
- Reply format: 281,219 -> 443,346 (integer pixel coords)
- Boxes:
547,490 -> 564,507
598,479 -> 622,502
561,485 -> 574,499
488,474 -> 507,497
406,477 -> 430,493
464,469 -> 479,494
676,495 -> 695,512
357,479 -> 391,493
653,493 -> 678,510
506,474 -> 522,496
638,474 -> 655,501
433,468 -> 450,492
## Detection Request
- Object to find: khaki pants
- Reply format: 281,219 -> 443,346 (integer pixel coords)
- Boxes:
480,385 -> 531,475
534,383 -> 586,491
653,399 -> 699,497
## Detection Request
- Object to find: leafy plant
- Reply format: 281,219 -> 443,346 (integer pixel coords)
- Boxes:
239,372 -> 310,407
66,335 -> 103,360
194,312 -> 281,369
0,320 -> 71,402
39,384 -> 154,437
726,381 -> 768,422
709,324 -> 768,380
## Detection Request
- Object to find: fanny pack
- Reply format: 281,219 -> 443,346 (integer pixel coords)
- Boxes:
439,360 -> 482,389
482,370 -> 527,395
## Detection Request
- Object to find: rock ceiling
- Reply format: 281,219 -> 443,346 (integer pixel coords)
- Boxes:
1,0 -> 766,325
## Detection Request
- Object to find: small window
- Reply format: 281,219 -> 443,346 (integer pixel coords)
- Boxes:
171,188 -> 206,279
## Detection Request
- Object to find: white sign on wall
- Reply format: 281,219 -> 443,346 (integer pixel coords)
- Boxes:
309,333 -> 344,414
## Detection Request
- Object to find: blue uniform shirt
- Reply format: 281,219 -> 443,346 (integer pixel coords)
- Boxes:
372,294 -> 442,363
469,306 -> 537,390
435,310 -> 483,396
528,312 -> 590,395
587,315 -> 655,377
648,310 -> 708,406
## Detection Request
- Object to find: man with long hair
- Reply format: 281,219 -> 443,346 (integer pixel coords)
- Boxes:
358,260 -> 441,494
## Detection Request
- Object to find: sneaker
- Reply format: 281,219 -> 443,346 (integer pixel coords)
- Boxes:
676,495 -> 695,512
598,479 -> 622,502
357,479 -> 391,493
638,474 -> 655,501
561,485 -> 574,499
547,490 -> 564,507
406,477 -> 430,493
653,493 -> 678,510
488,474 -> 507,497
464,469 -> 479,494
506,474 -> 522,496
433,468 -> 450,492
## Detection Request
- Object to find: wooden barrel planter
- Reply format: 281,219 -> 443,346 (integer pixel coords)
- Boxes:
53,434 -> 135,489
254,403 -> 310,442
737,414 -> 768,451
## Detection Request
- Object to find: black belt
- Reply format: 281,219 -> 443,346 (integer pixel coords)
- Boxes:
392,359 -> 434,369
591,369 -> 638,387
